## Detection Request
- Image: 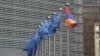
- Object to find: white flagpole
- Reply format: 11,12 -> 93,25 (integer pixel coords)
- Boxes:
59,7 -> 63,56
67,27 -> 70,56
66,3 -> 70,56
44,37 -> 46,56
36,28 -> 40,56
41,21 -> 46,56
47,16 -> 51,56
53,12 -> 56,56
39,25 -> 43,56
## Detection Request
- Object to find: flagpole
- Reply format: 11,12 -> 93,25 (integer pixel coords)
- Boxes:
47,16 -> 51,56
53,12 -> 56,56
44,1 -> 46,56
66,3 -> 70,56
40,22 -> 45,56
38,25 -> 42,56
41,21 -> 46,56
36,28 -> 40,56
67,27 -> 70,56
59,7 -> 63,56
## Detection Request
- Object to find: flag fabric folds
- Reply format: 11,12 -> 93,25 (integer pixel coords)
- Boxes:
53,12 -> 61,29
23,31 -> 40,56
65,6 -> 77,29
48,12 -> 61,35
42,20 -> 50,36
23,12 -> 61,56
27,41 -> 37,56
23,20 -> 51,56
40,20 -> 52,38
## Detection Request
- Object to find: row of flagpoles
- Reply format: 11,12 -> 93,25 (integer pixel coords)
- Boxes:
23,3 -> 77,56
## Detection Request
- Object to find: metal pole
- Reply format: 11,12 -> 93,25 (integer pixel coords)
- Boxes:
44,38 -> 46,56
44,1 -> 46,56
48,16 -> 51,56
53,12 -> 56,56
67,27 -> 70,56
39,25 -> 42,56
59,7 -> 62,56
66,3 -> 70,56
36,28 -> 40,56
41,22 -> 46,56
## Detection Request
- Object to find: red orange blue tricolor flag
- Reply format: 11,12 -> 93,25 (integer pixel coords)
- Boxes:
65,6 -> 77,29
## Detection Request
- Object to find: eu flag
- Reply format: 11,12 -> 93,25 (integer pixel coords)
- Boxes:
39,20 -> 53,38
42,20 -> 50,35
54,12 -> 61,29
48,12 -> 61,34
23,31 -> 40,56
27,41 -> 37,56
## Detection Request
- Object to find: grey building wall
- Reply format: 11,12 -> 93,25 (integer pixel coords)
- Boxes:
0,0 -> 83,56
83,0 -> 100,4
0,48 -> 26,56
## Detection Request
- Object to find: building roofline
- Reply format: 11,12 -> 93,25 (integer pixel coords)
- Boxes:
83,4 -> 100,7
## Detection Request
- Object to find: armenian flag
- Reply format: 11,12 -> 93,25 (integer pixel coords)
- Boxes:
65,6 -> 77,29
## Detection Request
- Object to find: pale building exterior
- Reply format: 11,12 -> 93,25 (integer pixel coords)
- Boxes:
83,0 -> 100,56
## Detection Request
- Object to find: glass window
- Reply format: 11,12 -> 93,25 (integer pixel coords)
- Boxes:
96,32 -> 100,37
95,26 -> 99,31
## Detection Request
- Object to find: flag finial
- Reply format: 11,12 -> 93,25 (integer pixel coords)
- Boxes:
39,25 -> 41,28
53,12 -> 56,15
59,7 -> 62,11
47,16 -> 51,19
41,23 -> 44,26
36,28 -> 39,32
66,2 -> 69,6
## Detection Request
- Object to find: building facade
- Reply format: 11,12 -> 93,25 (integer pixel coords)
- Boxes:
83,0 -> 100,56
94,22 -> 100,56
0,0 -> 83,56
